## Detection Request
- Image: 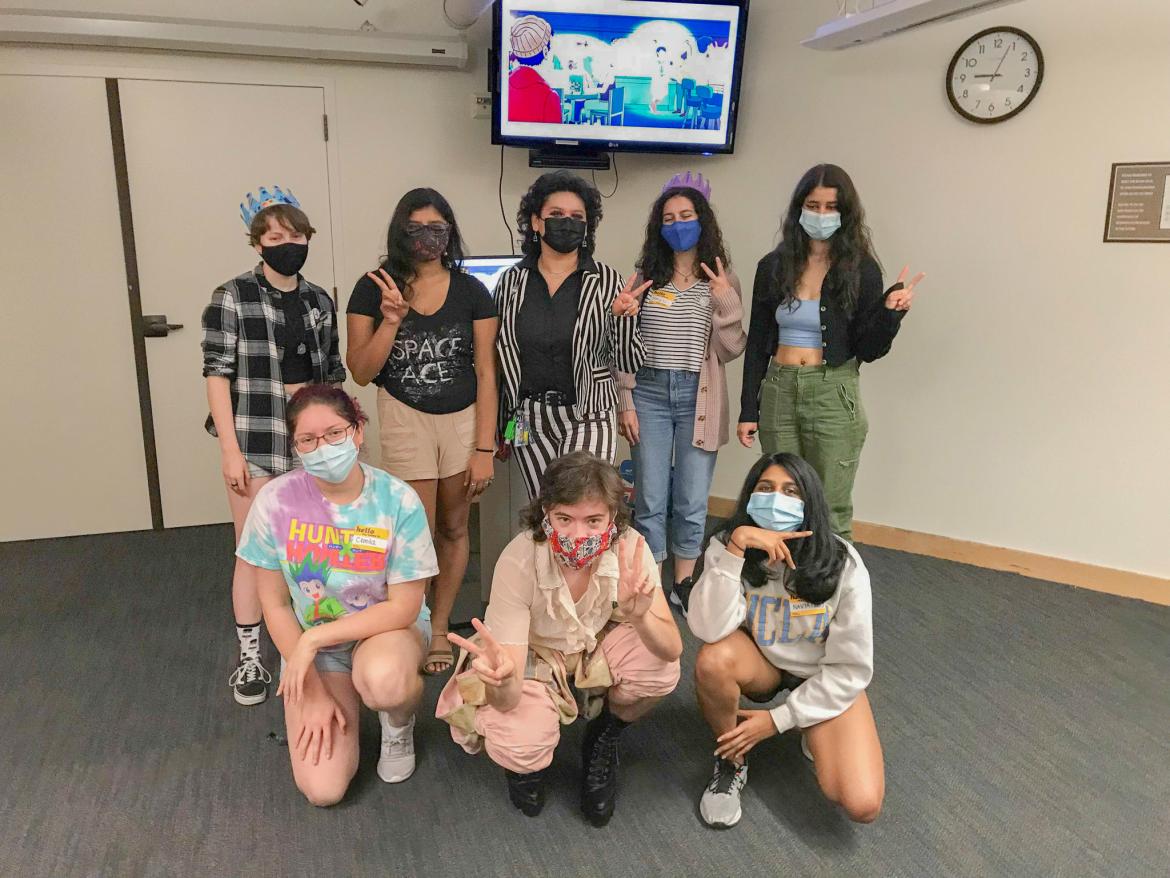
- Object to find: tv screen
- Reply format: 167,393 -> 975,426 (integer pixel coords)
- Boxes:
492,0 -> 749,155
462,255 -> 523,295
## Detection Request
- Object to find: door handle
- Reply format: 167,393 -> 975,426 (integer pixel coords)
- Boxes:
142,314 -> 184,338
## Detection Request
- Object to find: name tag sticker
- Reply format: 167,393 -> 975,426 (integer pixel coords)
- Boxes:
351,526 -> 390,553
649,288 -> 675,308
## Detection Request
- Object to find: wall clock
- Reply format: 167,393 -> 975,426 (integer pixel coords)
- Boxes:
947,27 -> 1043,124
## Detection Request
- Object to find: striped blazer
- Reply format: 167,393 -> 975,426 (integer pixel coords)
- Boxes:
495,255 -> 646,421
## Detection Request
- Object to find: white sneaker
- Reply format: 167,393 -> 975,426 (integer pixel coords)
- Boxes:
699,758 -> 748,828
377,712 -> 416,783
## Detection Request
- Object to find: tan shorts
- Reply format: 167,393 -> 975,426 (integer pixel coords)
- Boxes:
376,388 -> 476,481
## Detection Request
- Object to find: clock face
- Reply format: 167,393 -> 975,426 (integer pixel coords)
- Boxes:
947,27 -> 1043,124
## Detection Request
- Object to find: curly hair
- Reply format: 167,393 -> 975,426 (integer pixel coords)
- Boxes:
635,186 -> 730,289
520,451 -> 631,542
379,187 -> 466,290
516,171 -> 604,258
286,384 -> 369,434
770,164 -> 878,314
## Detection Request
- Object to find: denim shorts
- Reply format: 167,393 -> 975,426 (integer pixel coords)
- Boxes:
281,617 -> 432,676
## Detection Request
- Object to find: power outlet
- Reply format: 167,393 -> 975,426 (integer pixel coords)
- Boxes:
471,93 -> 492,120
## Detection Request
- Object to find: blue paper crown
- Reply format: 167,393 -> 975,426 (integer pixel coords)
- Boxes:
240,185 -> 302,228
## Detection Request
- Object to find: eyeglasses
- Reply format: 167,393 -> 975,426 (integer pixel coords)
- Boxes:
293,423 -> 356,453
404,221 -> 450,237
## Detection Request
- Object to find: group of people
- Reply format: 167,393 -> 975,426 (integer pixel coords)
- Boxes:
202,164 -> 924,827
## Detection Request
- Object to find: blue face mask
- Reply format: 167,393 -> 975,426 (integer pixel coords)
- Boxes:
799,209 -> 841,241
746,491 -> 805,532
299,436 -> 359,484
661,219 -> 702,252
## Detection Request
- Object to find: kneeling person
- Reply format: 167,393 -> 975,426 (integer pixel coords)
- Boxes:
237,385 -> 438,806
438,452 -> 682,826
689,452 -> 884,827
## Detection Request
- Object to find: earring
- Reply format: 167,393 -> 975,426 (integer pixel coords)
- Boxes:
532,231 -> 540,243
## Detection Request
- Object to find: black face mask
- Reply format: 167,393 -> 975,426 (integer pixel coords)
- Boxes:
260,242 -> 309,277
539,216 -> 587,254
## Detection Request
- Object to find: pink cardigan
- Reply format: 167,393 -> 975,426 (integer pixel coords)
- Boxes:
616,272 -> 748,450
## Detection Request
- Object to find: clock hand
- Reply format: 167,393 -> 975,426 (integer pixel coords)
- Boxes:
990,44 -> 1011,79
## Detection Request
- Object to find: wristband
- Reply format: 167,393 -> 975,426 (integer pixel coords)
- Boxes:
475,447 -> 495,454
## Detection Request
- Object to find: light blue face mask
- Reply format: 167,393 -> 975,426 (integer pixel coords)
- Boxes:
299,436 -> 359,484
661,219 -> 702,252
746,491 -> 806,532
799,208 -> 841,241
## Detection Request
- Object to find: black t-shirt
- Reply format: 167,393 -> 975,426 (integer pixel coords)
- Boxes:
347,269 -> 497,414
273,288 -> 313,383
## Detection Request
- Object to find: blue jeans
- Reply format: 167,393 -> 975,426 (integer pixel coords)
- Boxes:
630,368 -> 718,564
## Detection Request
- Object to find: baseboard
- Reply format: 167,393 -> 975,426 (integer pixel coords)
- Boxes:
706,497 -> 1169,606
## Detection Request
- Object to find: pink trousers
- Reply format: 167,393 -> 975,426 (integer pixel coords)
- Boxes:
436,622 -> 680,773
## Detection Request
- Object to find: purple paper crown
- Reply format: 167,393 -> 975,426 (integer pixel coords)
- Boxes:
662,171 -> 711,201
240,185 -> 302,227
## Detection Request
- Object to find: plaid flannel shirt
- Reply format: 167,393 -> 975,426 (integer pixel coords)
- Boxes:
201,264 -> 345,475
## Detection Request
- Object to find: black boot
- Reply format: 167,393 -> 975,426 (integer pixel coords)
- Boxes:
505,768 -> 546,817
581,707 -> 630,827
669,576 -> 694,617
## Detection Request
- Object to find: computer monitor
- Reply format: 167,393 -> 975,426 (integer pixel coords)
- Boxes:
462,254 -> 523,295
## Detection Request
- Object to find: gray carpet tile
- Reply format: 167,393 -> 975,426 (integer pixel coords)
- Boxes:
1,524 -> 1167,878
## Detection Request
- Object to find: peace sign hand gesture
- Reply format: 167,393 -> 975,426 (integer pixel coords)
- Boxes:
612,275 -> 653,318
700,256 -> 733,298
616,534 -> 655,620
884,265 -> 926,312
366,268 -> 410,327
447,619 -> 518,692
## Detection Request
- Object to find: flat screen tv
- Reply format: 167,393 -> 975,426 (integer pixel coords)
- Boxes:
491,0 -> 749,157
462,254 -> 523,295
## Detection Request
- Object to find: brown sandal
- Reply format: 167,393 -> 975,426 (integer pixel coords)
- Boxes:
423,632 -> 454,676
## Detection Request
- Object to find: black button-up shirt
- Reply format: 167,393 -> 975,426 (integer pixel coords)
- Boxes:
516,253 -> 591,402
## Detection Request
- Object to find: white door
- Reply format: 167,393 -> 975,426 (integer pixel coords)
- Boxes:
0,75 -> 153,541
117,79 -> 335,528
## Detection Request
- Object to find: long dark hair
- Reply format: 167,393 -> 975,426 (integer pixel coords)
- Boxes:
517,171 -> 603,259
695,452 -> 845,604
519,451 -> 631,542
771,164 -> 877,314
380,187 -> 466,289
635,186 -> 730,289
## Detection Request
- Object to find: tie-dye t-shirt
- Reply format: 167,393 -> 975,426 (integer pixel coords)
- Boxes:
236,464 -> 438,643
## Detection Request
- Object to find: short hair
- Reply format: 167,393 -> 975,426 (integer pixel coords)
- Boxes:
520,452 -> 631,541
247,204 -> 316,247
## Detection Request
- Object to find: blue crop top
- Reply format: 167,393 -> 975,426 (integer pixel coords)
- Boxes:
775,299 -> 823,348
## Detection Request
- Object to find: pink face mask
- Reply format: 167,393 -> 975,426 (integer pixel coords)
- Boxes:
541,515 -> 618,570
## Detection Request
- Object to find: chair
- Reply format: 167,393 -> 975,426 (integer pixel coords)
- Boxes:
583,86 -> 625,126
699,93 -> 723,130
685,85 -> 711,128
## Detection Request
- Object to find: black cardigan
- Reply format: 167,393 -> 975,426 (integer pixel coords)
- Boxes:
739,252 -> 905,423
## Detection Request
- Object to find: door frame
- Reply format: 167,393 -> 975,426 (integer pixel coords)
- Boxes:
1,59 -> 345,529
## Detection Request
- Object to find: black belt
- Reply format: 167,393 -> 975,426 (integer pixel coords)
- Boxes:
519,390 -> 574,406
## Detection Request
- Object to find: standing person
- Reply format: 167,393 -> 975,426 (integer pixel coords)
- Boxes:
616,172 -> 746,616
688,452 -> 883,828
495,170 -> 650,499
202,186 -> 344,706
237,385 -> 438,804
346,188 -> 498,676
737,164 -> 926,540
435,452 -> 681,826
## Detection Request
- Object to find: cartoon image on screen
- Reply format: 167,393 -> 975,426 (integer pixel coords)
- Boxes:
504,9 -> 735,134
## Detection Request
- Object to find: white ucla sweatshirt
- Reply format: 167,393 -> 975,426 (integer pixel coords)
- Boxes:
688,535 -> 873,734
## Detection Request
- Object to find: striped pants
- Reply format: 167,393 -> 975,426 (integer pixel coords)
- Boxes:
512,398 -> 617,499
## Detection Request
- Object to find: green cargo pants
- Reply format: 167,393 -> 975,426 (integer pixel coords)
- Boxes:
757,360 -> 867,541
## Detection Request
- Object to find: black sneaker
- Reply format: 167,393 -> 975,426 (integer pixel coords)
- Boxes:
581,708 -> 629,827
228,656 -> 271,706
506,768 -> 547,817
669,577 -> 694,617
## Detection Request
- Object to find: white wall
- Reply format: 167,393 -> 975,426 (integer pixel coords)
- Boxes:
3,0 -> 1167,578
